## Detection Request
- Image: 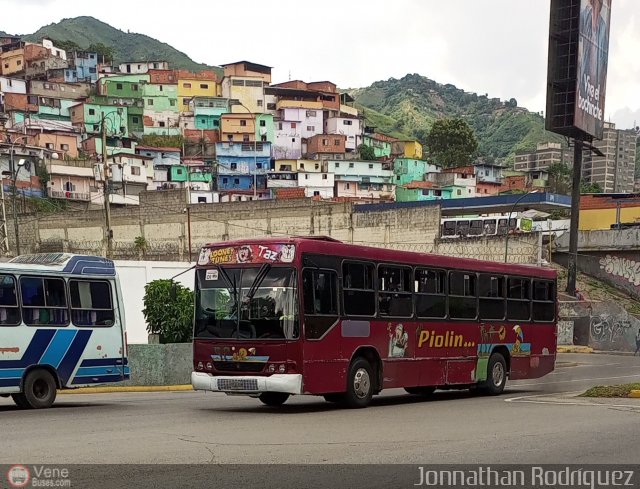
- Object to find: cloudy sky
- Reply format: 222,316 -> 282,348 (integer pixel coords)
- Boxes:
3,0 -> 640,129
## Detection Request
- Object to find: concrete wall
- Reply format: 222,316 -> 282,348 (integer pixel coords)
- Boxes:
13,191 -> 541,265
559,301 -> 640,352
117,343 -> 192,386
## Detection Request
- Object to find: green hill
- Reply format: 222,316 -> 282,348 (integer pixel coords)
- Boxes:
348,74 -> 565,164
21,16 -> 221,75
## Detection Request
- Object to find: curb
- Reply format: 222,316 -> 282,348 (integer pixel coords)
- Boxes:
630,390 -> 640,399
58,385 -> 193,394
557,346 -> 594,353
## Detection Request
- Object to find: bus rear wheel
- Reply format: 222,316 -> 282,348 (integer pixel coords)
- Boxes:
344,357 -> 373,408
479,353 -> 507,395
258,392 -> 290,407
405,386 -> 436,396
16,369 -> 57,409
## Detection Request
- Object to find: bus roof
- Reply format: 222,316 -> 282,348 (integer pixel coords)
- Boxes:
3,253 -> 116,277
202,236 -> 556,279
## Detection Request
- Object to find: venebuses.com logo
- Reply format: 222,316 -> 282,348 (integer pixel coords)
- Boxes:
6,465 -> 30,488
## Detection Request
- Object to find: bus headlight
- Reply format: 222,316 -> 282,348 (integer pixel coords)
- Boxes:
278,364 -> 286,373
206,362 -> 212,370
197,362 -> 204,370
267,364 -> 276,373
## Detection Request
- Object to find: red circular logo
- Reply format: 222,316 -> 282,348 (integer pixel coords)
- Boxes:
7,465 -> 30,488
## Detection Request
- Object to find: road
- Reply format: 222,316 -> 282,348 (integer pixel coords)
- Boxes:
1,353 -> 640,470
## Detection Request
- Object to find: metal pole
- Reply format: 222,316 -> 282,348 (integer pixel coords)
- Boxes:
503,191 -> 532,263
566,139 -> 583,296
186,206 -> 192,263
0,172 -> 8,254
102,112 -> 113,259
10,147 -> 20,256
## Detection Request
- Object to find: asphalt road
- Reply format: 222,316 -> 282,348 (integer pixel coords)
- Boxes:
1,353 -> 640,470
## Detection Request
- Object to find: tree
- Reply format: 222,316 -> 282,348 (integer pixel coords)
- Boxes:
580,181 -> 603,194
142,279 -> 194,343
547,163 -> 572,195
88,42 -> 115,63
358,144 -> 376,161
425,117 -> 478,168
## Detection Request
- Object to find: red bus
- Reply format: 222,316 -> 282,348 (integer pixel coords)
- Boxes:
191,236 -> 557,408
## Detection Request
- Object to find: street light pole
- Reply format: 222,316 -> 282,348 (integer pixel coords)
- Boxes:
503,190 -> 537,263
7,135 -> 28,256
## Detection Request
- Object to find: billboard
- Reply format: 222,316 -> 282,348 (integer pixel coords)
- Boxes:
575,0 -> 612,138
545,0 -> 612,140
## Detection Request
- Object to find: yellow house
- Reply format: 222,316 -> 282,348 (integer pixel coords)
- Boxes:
220,113 -> 255,142
392,140 -> 423,159
1,49 -> 25,76
177,70 -> 220,111
579,194 -> 640,230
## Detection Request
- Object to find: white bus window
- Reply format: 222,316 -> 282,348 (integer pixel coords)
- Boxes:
69,280 -> 115,327
0,274 -> 21,326
20,277 -> 69,326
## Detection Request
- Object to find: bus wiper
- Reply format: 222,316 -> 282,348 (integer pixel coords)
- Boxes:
245,263 -> 271,303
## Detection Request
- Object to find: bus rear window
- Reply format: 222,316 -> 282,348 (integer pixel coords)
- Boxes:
69,280 -> 115,327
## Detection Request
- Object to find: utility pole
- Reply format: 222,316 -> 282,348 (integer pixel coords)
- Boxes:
565,139 -> 583,296
0,174 -> 8,255
101,112 -> 113,258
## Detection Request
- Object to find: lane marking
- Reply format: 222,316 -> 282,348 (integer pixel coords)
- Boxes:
513,374 -> 640,387
506,392 -> 640,409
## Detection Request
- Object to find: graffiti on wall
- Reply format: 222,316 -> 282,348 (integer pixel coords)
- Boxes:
599,255 -> 640,287
557,320 -> 574,345
558,300 -> 640,352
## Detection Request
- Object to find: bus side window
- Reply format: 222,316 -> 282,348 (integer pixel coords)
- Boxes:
448,271 -> 477,319
415,269 -> 446,319
479,274 -> 506,320
69,280 -> 115,327
533,280 -> 555,322
0,274 -> 21,326
378,265 -> 412,318
303,269 -> 338,316
342,261 -> 375,316
20,277 -> 69,326
507,277 -> 531,321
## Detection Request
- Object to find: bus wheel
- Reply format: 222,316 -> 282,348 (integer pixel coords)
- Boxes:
405,386 -> 436,396
480,353 -> 507,395
258,392 -> 290,407
344,357 -> 373,408
20,369 -> 57,409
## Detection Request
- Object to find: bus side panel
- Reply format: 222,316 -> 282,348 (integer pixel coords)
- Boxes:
0,328 -> 50,394
302,326 -> 347,394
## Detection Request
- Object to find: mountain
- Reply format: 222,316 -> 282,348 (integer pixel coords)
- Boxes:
21,16 -> 220,75
348,74 -> 565,164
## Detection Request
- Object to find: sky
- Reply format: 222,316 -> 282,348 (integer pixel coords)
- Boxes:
2,0 -> 640,129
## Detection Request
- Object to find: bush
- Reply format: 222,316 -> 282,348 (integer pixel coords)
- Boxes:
142,279 -> 194,343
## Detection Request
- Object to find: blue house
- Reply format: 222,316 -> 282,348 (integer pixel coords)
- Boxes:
215,142 -> 272,191
65,51 -> 99,83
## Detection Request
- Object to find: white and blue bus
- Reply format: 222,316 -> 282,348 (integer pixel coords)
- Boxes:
0,253 -> 129,409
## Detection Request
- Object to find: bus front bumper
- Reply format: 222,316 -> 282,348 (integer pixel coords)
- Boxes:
191,372 -> 303,395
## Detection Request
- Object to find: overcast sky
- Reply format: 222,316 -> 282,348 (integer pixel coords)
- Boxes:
3,0 -> 639,129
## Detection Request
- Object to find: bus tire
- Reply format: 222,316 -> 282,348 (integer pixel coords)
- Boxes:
20,369 -> 57,409
344,357 -> 373,409
258,392 -> 290,407
480,353 -> 507,395
405,386 -> 436,396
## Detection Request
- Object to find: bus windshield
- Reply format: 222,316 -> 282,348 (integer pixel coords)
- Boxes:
194,266 -> 298,340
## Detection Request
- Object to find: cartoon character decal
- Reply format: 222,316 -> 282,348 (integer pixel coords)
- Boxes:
280,244 -> 295,263
388,323 -> 409,358
236,246 -> 253,263
198,248 -> 211,265
512,325 -> 524,354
